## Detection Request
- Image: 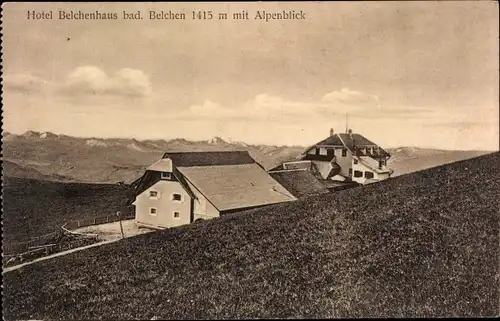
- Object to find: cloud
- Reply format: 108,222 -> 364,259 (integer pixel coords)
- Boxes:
61,66 -> 152,97
189,100 -> 240,118
182,94 -> 330,122
4,66 -> 152,99
178,89 -> 433,123
3,73 -> 51,94
322,88 -> 380,105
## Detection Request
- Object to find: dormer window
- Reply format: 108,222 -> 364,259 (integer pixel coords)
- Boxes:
353,159 -> 358,165
161,172 -> 172,180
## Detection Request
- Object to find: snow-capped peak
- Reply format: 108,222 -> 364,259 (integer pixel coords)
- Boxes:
40,132 -> 57,139
208,136 -> 227,145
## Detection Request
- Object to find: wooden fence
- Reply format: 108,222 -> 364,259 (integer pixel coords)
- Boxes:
3,213 -> 135,256
62,213 -> 135,232
3,230 -> 64,255
3,236 -> 99,267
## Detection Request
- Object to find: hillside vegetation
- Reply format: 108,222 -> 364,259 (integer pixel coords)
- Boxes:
2,176 -> 133,245
3,152 -> 498,319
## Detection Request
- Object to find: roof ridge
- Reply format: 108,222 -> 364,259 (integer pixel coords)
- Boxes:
336,133 -> 351,152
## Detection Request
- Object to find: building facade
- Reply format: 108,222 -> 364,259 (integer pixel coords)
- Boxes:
274,128 -> 393,186
132,151 -> 296,229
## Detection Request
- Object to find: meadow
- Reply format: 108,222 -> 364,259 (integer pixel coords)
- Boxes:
3,152 -> 498,319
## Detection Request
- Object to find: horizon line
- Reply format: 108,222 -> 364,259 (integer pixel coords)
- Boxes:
3,129 -> 498,152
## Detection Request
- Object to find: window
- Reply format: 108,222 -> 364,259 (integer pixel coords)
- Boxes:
161,172 -> 172,180
149,191 -> 158,198
173,211 -> 180,219
354,170 -> 363,178
365,171 -> 374,179
319,148 -> 328,156
342,149 -> 347,157
353,159 -> 358,164
149,207 -> 157,216
172,193 -> 182,201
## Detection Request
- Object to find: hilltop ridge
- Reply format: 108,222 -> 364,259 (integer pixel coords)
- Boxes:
2,131 -> 491,184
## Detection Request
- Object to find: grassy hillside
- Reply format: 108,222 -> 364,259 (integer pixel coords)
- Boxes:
2,176 -> 134,245
2,160 -> 73,182
3,152 -> 498,319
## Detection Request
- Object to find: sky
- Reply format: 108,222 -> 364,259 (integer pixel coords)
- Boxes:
2,2 -> 499,150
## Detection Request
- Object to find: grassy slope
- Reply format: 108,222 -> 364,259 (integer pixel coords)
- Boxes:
2,177 -> 134,245
3,152 -> 499,319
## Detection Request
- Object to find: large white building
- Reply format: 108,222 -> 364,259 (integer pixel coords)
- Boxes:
271,128 -> 394,186
131,151 -> 296,229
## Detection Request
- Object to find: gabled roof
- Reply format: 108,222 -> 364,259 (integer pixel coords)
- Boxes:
269,170 -> 330,198
163,151 -> 255,167
147,158 -> 173,172
177,163 -> 297,212
304,133 -> 390,158
315,133 -> 377,149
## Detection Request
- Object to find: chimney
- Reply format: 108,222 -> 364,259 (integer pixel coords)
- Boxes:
330,128 -> 334,136
348,128 -> 353,139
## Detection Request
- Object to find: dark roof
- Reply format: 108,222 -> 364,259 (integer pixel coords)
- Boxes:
269,170 -> 330,198
302,154 -> 335,162
307,133 -> 391,158
314,134 -> 345,146
316,133 -> 376,148
163,151 -> 256,167
320,180 -> 360,191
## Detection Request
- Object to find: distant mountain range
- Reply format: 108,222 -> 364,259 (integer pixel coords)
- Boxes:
2,131 -> 493,184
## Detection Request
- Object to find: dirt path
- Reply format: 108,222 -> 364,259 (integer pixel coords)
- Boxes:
2,239 -> 119,274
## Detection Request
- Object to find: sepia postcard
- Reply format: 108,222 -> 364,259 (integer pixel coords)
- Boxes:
1,1 -> 499,319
